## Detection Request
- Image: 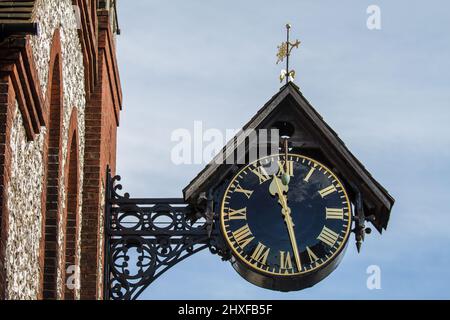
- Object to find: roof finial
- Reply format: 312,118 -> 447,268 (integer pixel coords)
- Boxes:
276,23 -> 301,84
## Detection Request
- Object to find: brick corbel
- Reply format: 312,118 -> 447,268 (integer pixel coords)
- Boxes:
0,36 -> 45,141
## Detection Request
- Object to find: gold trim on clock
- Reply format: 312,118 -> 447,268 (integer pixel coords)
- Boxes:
220,153 -> 352,277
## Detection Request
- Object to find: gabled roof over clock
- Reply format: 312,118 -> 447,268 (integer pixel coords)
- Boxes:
183,82 -> 394,233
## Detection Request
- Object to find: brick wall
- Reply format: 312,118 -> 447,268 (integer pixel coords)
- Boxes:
41,32 -> 63,299
0,0 -> 122,300
80,9 -> 122,298
0,77 -> 15,298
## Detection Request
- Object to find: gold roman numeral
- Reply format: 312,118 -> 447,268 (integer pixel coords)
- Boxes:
306,246 -> 319,263
251,166 -> 270,184
303,165 -> 317,182
277,160 -> 294,177
251,242 -> 270,265
228,207 -> 247,220
317,226 -> 339,247
325,207 -> 344,220
234,184 -> 253,199
232,224 -> 254,249
318,184 -> 337,198
279,251 -> 293,270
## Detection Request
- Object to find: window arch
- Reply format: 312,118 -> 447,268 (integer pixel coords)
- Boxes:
62,113 -> 79,300
41,30 -> 63,300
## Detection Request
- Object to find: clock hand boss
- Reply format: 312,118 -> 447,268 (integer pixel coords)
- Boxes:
269,175 -> 302,271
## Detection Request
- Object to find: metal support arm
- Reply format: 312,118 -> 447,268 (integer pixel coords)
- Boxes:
103,169 -> 228,300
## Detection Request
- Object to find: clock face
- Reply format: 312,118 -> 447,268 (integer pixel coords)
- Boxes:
220,154 -> 352,277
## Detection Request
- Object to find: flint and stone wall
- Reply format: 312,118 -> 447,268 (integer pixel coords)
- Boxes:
5,103 -> 46,299
0,0 -> 121,300
4,0 -> 86,299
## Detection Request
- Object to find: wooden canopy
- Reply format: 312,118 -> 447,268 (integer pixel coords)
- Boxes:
183,82 -> 394,233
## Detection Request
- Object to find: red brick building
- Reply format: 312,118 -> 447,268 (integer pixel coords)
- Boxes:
0,0 -> 122,300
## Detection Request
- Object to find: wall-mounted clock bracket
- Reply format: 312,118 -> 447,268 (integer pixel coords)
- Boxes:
103,168 -> 229,300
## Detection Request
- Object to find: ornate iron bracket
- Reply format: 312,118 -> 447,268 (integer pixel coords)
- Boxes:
103,168 -> 229,300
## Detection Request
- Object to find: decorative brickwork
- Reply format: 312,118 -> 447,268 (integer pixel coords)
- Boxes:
41,30 -> 63,300
80,7 -> 121,300
61,109 -> 80,300
0,0 -> 121,300
30,0 -> 87,300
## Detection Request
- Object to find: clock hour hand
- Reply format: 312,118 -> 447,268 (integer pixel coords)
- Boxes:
269,175 -> 302,271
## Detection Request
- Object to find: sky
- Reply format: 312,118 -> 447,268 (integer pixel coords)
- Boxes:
115,0 -> 450,299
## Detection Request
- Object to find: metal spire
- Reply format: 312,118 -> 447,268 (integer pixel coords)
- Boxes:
276,23 -> 301,84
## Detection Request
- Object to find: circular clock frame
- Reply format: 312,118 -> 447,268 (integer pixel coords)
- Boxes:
219,153 -> 353,291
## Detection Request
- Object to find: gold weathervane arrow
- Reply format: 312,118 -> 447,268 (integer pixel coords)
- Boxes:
276,24 -> 301,84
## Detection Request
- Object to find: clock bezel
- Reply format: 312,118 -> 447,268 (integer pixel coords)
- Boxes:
220,153 -> 353,278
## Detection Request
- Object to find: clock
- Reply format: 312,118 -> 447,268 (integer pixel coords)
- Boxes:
220,154 -> 352,291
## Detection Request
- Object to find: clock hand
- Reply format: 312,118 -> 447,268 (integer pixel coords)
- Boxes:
269,175 -> 302,271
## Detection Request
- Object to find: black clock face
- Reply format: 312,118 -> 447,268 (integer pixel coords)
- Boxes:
220,154 -> 352,276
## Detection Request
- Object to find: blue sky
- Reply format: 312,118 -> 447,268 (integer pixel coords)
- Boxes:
115,1 -> 450,299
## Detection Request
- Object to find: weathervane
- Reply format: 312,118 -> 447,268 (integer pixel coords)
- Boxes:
276,23 -> 301,84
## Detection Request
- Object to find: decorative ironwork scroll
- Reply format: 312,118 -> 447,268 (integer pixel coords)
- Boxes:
103,169 -> 229,300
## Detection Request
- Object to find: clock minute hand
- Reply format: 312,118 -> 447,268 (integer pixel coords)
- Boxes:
269,176 -> 302,271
